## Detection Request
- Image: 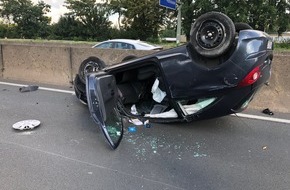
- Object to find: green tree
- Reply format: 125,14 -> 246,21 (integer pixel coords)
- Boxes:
108,0 -> 173,40
213,0 -> 290,33
0,0 -> 51,38
276,0 -> 290,35
246,0 -> 275,31
51,15 -> 85,40
181,0 -> 215,40
214,0 -> 249,22
180,0 -> 290,40
0,21 -> 8,38
64,0 -> 112,40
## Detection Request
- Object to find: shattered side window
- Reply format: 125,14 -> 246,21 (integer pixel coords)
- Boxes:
104,108 -> 123,145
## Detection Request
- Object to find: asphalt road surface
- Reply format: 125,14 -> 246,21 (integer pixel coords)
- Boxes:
0,82 -> 290,190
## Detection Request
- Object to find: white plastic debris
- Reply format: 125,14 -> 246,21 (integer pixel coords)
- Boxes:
12,120 -> 41,130
151,79 -> 166,103
131,104 -> 138,115
128,118 -> 143,126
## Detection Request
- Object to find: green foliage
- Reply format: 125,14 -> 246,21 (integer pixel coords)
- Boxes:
275,39 -> 290,49
107,0 -> 174,40
160,29 -> 176,38
0,0 -> 289,43
51,15 -> 85,40
64,0 -> 112,41
276,0 -> 290,36
181,0 -> 228,41
0,0 -> 51,38
180,0 -> 290,41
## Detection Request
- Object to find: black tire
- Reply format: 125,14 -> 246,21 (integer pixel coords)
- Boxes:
235,22 -> 253,32
190,12 -> 235,58
122,55 -> 137,62
78,56 -> 106,83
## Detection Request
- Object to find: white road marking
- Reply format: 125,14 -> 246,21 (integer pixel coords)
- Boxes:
1,81 -> 290,124
231,113 -> 290,124
0,81 -> 75,94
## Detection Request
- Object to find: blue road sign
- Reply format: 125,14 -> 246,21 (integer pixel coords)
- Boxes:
159,0 -> 177,10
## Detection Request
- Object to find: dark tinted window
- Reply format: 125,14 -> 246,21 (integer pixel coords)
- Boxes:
95,42 -> 114,48
114,42 -> 135,49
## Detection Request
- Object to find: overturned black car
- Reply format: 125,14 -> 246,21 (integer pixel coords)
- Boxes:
74,12 -> 274,149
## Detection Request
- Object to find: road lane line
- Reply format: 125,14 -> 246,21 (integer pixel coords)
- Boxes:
0,81 -> 75,94
1,81 -> 290,124
232,113 -> 290,124
39,86 -> 75,94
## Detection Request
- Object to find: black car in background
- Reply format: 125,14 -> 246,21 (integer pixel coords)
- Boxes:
74,12 -> 274,149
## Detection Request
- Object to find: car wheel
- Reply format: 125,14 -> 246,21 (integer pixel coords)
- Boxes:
235,22 -> 253,32
122,55 -> 137,62
78,56 -> 106,83
190,12 -> 235,58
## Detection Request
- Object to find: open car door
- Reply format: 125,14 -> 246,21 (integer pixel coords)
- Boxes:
86,73 -> 123,149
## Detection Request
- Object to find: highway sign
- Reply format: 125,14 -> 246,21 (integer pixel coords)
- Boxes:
159,0 -> 177,10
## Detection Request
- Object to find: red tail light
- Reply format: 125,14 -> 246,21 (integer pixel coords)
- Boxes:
238,66 -> 261,87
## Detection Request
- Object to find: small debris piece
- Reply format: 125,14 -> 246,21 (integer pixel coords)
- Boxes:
131,104 -> 138,115
144,120 -> 151,128
12,120 -> 41,130
262,108 -> 274,115
128,126 -> 137,133
144,123 -> 152,128
19,85 -> 39,93
262,146 -> 268,150
128,118 -> 143,126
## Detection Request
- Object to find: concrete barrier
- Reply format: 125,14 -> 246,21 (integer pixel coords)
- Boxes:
0,42 -> 289,113
2,44 -> 71,86
0,42 -> 154,86
249,53 -> 290,113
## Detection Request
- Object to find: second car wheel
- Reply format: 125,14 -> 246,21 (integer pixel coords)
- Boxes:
190,11 -> 235,58
78,56 -> 106,83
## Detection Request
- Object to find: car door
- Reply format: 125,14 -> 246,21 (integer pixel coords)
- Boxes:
86,72 -> 123,149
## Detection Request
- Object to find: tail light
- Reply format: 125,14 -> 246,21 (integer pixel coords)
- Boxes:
238,66 -> 261,87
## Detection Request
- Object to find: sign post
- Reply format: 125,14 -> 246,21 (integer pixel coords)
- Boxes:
159,0 -> 182,44
176,3 -> 182,44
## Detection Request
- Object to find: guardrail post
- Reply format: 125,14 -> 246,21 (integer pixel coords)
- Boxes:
0,44 -> 3,78
69,47 -> 73,85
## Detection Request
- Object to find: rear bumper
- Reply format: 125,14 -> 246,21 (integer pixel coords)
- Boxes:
187,86 -> 260,121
